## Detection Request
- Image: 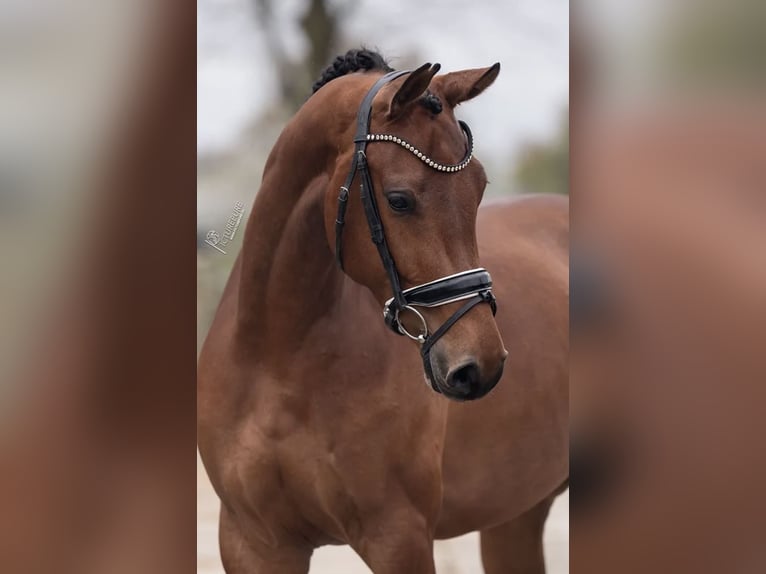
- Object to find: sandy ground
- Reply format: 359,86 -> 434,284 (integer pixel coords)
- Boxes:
198,455 -> 568,573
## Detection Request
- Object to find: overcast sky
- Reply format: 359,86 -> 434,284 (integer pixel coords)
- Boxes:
198,0 -> 569,164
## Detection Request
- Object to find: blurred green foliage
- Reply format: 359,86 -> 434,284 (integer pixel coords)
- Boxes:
660,0 -> 766,90
513,110 -> 569,195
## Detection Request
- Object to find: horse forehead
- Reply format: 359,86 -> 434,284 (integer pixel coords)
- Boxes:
321,73 -> 456,139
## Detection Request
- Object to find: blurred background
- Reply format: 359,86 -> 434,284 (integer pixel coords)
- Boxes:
0,1 -> 196,572
196,0 -> 569,572
572,1 -> 766,573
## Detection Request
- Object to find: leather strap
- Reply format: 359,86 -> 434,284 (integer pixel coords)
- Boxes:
421,291 -> 496,359
420,291 -> 496,393
357,151 -> 405,304
335,70 -> 409,271
401,269 -> 492,308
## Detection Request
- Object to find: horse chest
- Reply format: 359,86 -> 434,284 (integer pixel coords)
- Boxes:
224,377 -> 446,544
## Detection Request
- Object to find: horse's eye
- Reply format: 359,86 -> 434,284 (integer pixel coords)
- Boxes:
386,192 -> 414,213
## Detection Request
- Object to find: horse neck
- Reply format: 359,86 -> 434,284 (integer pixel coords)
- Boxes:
235,111 -> 344,350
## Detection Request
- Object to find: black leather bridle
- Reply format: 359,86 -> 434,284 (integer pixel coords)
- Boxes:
334,70 -> 497,391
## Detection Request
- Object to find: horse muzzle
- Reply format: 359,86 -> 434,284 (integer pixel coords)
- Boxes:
425,351 -> 506,401
381,268 -> 501,400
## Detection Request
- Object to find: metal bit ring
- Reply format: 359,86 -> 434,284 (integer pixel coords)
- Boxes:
396,305 -> 429,344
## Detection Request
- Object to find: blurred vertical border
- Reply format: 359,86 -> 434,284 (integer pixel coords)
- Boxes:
571,0 -> 766,572
0,1 -> 196,572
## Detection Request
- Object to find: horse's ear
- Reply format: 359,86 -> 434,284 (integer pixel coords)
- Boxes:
434,63 -> 501,107
387,63 -> 441,120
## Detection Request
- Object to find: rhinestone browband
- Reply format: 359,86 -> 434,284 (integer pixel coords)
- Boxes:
365,133 -> 473,173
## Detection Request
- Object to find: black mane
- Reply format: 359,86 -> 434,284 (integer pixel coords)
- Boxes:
311,48 -> 443,115
311,49 -> 393,94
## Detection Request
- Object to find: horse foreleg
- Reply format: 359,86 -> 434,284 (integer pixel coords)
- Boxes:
479,496 -> 555,574
349,512 -> 437,574
218,506 -> 312,574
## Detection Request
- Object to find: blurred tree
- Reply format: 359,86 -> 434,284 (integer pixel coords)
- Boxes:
301,0 -> 337,85
252,0 -> 356,110
514,109 -> 569,195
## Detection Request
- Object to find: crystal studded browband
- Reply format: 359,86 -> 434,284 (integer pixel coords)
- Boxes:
365,125 -> 474,173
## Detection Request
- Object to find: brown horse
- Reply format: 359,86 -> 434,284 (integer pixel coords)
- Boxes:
198,50 -> 568,573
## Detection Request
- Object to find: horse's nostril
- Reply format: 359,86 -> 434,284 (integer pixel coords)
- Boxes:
446,362 -> 481,393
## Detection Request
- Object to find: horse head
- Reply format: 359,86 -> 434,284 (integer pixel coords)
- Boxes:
312,57 -> 508,400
